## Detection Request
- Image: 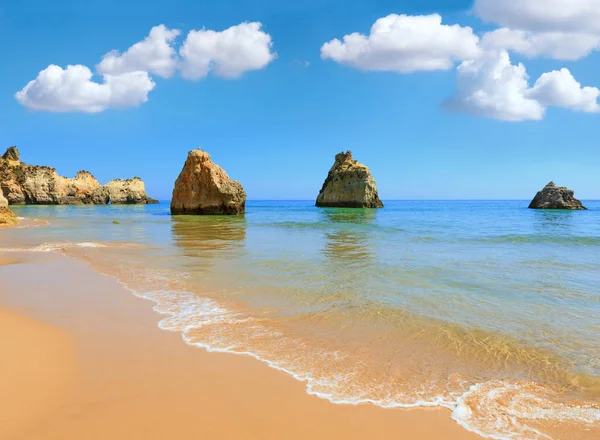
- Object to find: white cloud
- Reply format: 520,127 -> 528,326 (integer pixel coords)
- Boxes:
482,28 -> 600,60
529,68 -> 600,112
320,14 -> 481,73
16,22 -> 274,113
445,51 -> 545,121
179,22 -> 276,80
97,25 -> 181,78
474,0 -> 600,34
445,51 -> 600,120
15,64 -> 155,113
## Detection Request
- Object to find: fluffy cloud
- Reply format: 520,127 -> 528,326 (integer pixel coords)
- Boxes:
445,51 -> 600,120
482,28 -> 600,60
97,25 -> 181,78
475,0 -> 600,61
179,22 -> 276,79
530,68 -> 600,112
316,9 -> 600,121
474,0 -> 600,33
445,51 -> 545,121
15,64 -> 155,113
320,14 -> 481,73
17,22 -> 276,113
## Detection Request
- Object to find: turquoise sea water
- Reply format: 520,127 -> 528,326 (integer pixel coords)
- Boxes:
2,200 -> 600,439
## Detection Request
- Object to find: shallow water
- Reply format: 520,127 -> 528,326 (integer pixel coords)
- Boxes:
2,200 -> 600,439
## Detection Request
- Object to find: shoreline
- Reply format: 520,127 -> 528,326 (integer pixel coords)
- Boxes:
0,251 -> 480,440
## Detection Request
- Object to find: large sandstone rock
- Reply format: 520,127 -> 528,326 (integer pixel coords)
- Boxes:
100,178 -> 158,204
316,151 -> 383,208
170,149 -> 246,215
528,182 -> 587,210
0,146 -> 156,205
0,191 -> 18,226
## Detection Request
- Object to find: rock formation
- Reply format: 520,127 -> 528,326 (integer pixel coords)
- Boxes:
0,146 -> 157,205
2,146 -> 20,162
96,178 -> 158,204
170,149 -> 246,215
316,151 -> 384,208
528,182 -> 587,210
0,191 -> 18,226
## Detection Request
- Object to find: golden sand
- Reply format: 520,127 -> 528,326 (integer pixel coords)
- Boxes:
0,309 -> 76,439
0,251 -> 480,440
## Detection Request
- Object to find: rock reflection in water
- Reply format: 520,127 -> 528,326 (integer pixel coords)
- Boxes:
170,215 -> 247,260
532,209 -> 575,235
321,208 -> 377,265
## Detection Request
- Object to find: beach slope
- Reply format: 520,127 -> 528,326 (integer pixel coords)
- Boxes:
0,252 -> 478,440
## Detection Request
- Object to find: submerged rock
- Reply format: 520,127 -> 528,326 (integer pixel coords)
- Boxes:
528,182 -> 587,210
316,151 -> 383,208
0,191 -> 18,226
0,146 -> 157,205
170,149 -> 246,215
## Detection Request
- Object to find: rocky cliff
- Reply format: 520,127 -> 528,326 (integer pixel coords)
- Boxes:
528,182 -> 587,210
0,191 -> 18,226
316,151 -> 383,208
170,149 -> 246,215
0,146 -> 157,205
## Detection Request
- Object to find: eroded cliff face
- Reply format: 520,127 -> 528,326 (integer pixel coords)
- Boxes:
528,182 -> 587,210
0,191 -> 18,226
316,151 -> 384,208
170,149 -> 246,215
0,147 -> 157,205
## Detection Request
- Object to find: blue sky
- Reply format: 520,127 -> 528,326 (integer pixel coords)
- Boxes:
1,0 -> 599,200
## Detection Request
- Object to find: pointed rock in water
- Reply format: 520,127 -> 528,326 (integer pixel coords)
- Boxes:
0,146 -> 157,205
316,151 -> 384,208
528,182 -> 587,210
170,149 -> 246,215
0,191 -> 18,226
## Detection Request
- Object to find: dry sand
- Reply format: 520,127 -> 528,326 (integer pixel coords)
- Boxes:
0,252 -> 479,440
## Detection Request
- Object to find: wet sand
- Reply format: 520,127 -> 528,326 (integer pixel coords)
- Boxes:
0,251 -> 480,440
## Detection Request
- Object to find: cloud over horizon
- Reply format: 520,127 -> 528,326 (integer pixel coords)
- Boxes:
14,3 -> 600,121
475,0 -> 600,61
15,65 -> 155,113
474,0 -> 600,33
16,22 -> 276,113
529,68 -> 600,113
445,51 -> 600,121
97,25 -> 181,79
180,22 -> 276,80
321,4 -> 600,121
321,14 -> 480,73
445,51 -> 546,121
481,28 -> 600,61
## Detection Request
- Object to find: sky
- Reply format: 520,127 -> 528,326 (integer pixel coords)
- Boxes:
1,0 -> 600,200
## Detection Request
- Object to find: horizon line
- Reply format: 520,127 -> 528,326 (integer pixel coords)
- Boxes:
151,199 -> 600,202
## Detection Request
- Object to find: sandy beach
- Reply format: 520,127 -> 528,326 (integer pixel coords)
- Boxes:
0,252 -> 479,440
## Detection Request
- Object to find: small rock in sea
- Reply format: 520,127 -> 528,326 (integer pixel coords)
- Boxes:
528,182 -> 587,210
113,220 -> 120,224
170,149 -> 246,215
316,150 -> 384,208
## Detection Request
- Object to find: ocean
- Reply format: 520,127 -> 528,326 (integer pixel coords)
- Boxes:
2,200 -> 599,439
